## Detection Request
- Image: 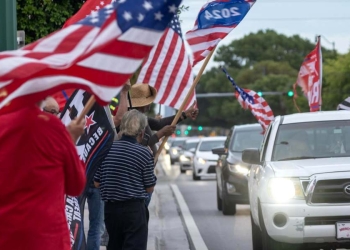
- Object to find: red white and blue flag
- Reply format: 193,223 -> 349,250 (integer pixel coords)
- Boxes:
222,67 -> 274,132
137,15 -> 195,109
294,38 -> 322,112
186,0 -> 256,66
0,0 -> 182,114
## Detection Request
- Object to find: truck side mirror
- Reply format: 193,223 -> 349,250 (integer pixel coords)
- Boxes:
242,148 -> 260,165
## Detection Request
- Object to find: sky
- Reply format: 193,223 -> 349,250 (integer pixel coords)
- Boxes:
179,0 -> 350,74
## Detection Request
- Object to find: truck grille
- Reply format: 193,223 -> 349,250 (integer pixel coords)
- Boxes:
311,179 -> 350,204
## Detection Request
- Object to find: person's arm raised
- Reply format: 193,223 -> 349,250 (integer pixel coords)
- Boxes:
113,80 -> 131,127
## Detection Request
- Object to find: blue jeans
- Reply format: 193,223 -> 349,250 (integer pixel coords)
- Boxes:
86,187 -> 103,250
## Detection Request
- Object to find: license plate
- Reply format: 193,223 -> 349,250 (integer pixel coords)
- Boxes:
336,222 -> 350,240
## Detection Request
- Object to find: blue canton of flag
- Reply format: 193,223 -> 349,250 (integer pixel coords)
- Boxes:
221,67 -> 255,104
169,14 -> 182,37
78,0 -> 179,32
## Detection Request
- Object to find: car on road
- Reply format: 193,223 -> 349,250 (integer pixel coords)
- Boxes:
169,137 -> 186,164
192,136 -> 226,181
179,138 -> 200,173
213,124 -> 264,215
243,111 -> 350,250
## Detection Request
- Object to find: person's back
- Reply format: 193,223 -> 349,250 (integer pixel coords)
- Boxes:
0,106 -> 85,250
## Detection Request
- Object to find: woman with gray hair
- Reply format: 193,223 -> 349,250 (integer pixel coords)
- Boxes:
94,109 -> 156,250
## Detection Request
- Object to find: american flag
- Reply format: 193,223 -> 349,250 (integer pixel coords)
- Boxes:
186,0 -> 256,66
0,0 -> 181,114
222,67 -> 274,132
137,15 -> 195,109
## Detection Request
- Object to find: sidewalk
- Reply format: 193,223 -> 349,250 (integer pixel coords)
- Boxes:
83,154 -> 191,250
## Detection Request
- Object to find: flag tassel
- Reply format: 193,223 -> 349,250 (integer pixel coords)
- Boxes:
153,48 -> 216,163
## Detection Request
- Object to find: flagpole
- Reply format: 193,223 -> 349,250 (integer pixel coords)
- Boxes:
154,48 -> 216,163
318,35 -> 323,111
76,95 -> 96,123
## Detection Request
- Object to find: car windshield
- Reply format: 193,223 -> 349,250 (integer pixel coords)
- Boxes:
230,130 -> 264,152
171,139 -> 186,148
185,142 -> 198,151
272,120 -> 350,161
199,140 -> 225,151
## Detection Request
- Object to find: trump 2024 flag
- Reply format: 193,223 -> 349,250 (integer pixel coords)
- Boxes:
294,38 -> 322,112
186,0 -> 256,66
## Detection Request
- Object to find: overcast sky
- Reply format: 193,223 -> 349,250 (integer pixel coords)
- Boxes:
179,0 -> 350,74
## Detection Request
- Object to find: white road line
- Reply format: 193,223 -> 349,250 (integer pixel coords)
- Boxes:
170,184 -> 208,250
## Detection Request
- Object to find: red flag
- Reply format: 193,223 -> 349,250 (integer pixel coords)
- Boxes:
137,15 -> 195,109
63,0 -> 113,28
294,39 -> 322,112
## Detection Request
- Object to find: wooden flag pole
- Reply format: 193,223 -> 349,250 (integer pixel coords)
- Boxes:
154,48 -> 216,163
76,95 -> 96,123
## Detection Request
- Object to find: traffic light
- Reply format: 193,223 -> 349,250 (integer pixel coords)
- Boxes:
187,125 -> 192,130
176,130 -> 181,135
198,126 -> 203,131
287,91 -> 294,97
184,130 -> 189,135
257,91 -> 263,97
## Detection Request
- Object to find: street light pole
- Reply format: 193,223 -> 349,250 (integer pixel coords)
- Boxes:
0,0 -> 17,51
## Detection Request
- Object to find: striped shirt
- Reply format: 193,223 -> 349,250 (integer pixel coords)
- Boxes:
94,135 -> 156,201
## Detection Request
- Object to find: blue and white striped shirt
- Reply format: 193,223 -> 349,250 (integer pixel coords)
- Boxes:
94,135 -> 156,201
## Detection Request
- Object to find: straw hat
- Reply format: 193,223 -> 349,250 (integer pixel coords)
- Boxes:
129,83 -> 157,107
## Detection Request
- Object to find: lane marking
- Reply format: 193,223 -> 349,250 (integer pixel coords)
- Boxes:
170,184 -> 208,250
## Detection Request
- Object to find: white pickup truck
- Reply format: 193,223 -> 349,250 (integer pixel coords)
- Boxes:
243,111 -> 350,250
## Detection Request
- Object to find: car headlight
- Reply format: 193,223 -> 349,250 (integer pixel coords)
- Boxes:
268,178 -> 304,202
180,155 -> 190,162
172,148 -> 178,155
228,164 -> 249,175
198,158 -> 206,164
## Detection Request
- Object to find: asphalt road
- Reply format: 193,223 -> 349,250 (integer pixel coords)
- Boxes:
162,155 -> 253,250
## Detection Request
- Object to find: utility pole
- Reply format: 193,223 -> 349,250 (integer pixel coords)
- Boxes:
0,0 -> 17,52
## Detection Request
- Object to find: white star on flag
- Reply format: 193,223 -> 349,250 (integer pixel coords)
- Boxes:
143,1 -> 153,10
138,13 -> 145,22
154,11 -> 163,20
168,4 -> 177,13
123,11 -> 132,21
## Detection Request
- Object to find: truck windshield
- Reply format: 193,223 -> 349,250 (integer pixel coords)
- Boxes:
230,130 -> 264,152
272,120 -> 350,161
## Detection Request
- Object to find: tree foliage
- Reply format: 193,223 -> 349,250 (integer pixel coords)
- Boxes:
17,0 -> 84,44
191,29 -> 343,128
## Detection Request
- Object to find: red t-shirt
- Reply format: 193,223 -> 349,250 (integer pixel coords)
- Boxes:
0,106 -> 86,250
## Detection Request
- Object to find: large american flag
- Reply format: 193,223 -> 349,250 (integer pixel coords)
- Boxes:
0,0 -> 181,114
186,0 -> 256,66
137,15 -> 195,109
222,67 -> 274,132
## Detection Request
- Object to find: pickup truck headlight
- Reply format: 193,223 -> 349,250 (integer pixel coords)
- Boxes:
171,148 -> 178,155
268,178 -> 304,202
228,164 -> 249,175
